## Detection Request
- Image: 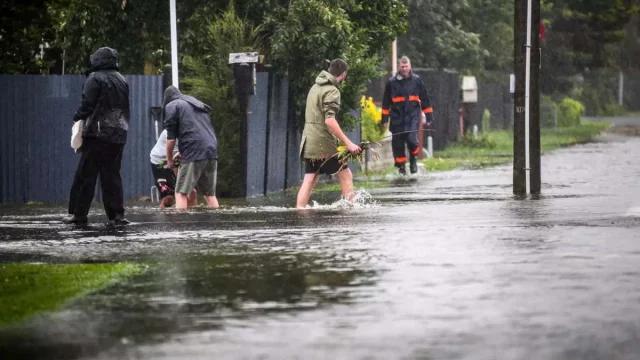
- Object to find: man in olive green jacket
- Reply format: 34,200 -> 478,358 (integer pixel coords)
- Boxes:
296,59 -> 361,208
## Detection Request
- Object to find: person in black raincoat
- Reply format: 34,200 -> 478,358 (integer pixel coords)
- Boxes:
63,47 -> 130,225
381,56 -> 435,175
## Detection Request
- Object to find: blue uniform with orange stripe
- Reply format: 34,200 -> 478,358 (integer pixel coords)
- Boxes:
381,73 -> 435,168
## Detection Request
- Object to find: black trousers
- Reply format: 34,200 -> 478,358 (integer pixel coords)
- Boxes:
68,138 -> 125,220
391,132 -> 420,168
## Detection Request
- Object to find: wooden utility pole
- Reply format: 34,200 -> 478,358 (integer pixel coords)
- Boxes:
529,0 -> 541,195
513,0 -> 527,195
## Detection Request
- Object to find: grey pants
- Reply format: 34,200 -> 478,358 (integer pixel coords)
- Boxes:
175,159 -> 217,196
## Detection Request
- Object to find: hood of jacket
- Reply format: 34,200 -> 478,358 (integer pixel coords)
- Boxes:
88,47 -> 119,74
315,70 -> 339,87
163,85 -> 211,113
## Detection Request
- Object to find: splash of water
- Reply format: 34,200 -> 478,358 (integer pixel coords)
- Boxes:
308,190 -> 378,210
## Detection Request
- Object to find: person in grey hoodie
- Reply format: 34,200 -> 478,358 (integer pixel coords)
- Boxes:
163,86 -> 219,209
64,47 -> 130,225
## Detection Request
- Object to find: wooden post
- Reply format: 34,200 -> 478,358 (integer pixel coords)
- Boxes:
513,0 -> 527,196
529,0 -> 542,195
229,52 -> 259,197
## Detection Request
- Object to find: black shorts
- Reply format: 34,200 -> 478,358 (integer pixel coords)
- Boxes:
304,157 -> 347,175
151,163 -> 176,198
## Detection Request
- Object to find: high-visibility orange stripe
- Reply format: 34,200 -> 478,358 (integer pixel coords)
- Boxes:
381,109 -> 390,115
410,146 -> 421,155
395,157 -> 407,163
392,96 -> 406,103
409,95 -> 420,102
423,107 -> 433,114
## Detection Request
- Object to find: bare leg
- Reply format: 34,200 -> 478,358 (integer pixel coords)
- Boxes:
188,189 -> 198,206
160,195 -> 174,208
175,193 -> 189,209
336,168 -> 355,201
204,195 -> 219,208
296,173 -> 320,208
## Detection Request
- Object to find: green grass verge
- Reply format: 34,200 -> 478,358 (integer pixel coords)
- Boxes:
0,263 -> 144,327
423,121 -> 610,171
424,155 -> 513,171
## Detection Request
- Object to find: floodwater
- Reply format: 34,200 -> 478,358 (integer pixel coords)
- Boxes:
1,133 -> 640,360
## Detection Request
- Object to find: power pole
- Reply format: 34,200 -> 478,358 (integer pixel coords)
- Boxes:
392,39 -> 398,74
513,0 -> 527,196
169,0 -> 179,87
529,0 -> 541,195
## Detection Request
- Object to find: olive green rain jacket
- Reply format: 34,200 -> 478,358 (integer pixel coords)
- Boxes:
300,70 -> 341,159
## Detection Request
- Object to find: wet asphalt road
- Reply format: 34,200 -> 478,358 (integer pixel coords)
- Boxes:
1,132 -> 640,360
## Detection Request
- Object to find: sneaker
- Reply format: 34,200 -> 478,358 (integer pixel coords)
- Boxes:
113,214 -> 130,225
62,215 -> 87,224
409,156 -> 418,174
398,166 -> 407,176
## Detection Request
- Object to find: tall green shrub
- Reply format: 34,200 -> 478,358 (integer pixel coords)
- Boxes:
181,4 -> 262,197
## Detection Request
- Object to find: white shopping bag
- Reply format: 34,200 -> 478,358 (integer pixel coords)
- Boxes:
71,120 -> 84,152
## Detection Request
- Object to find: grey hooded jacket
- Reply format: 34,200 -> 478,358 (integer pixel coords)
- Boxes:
73,47 -> 130,144
163,86 -> 218,163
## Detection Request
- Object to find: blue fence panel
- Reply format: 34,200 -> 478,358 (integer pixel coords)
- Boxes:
266,74 -> 289,194
0,75 -> 27,202
286,106 -> 302,189
121,75 -> 163,201
31,75 -> 84,203
246,72 -> 269,197
0,75 -> 163,204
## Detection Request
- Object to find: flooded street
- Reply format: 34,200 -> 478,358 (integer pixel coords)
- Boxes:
2,133 -> 640,360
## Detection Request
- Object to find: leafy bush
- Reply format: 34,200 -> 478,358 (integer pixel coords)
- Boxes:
459,132 -> 497,149
557,97 -> 584,127
600,103 -> 626,116
360,96 -> 385,142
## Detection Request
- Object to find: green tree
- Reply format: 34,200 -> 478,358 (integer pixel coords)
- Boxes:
0,0 -> 57,74
264,0 -> 407,129
398,0 -> 484,72
458,0 -> 514,75
48,0 -> 169,74
540,0 -> 639,113
45,0 -> 291,74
